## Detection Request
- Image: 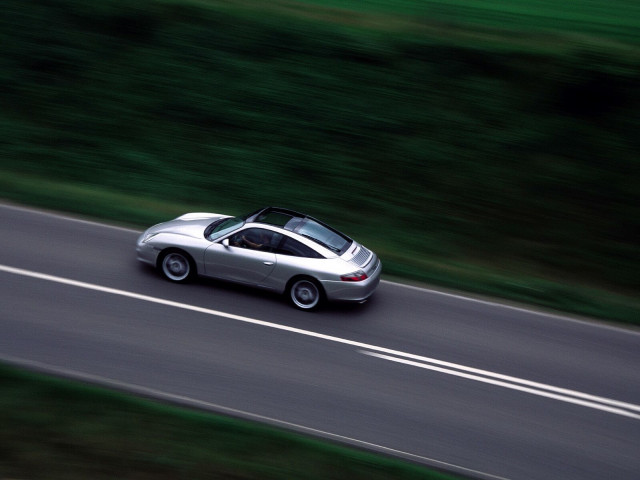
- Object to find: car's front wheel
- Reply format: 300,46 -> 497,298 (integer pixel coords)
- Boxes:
288,277 -> 323,311
159,250 -> 194,283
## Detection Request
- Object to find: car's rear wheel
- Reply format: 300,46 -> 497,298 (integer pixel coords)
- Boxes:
159,250 -> 194,283
289,277 -> 322,311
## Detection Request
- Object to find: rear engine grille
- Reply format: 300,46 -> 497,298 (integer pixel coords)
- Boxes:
351,246 -> 371,267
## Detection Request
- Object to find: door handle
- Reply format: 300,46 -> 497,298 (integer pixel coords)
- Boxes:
263,261 -> 274,266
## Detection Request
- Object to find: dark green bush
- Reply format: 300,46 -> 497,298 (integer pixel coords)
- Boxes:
1,0 -> 638,319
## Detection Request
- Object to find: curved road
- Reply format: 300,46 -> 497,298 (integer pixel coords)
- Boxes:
1,203 -> 638,480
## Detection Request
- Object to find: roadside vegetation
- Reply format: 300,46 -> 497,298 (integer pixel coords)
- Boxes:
1,1 -> 638,478
0,363 -> 459,480
2,0 -> 639,324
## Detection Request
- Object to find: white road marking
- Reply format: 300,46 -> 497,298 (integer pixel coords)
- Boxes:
0,354 -> 509,480
358,350 -> 640,414
381,279 -> 640,334
2,201 -> 638,335
0,202 -> 141,233
2,263 -> 639,421
360,351 -> 640,420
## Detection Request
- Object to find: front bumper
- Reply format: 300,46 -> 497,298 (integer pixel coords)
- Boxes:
136,233 -> 160,267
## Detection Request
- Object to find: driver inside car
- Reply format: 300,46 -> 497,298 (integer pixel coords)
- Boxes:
231,230 -> 269,251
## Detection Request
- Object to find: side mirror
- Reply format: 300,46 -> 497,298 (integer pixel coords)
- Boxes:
222,238 -> 230,248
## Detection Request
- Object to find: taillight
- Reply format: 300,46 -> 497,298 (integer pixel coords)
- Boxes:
341,270 -> 368,282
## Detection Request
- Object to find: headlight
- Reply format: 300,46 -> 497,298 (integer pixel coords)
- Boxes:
142,233 -> 159,243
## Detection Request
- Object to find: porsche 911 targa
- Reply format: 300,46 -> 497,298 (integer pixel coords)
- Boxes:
136,207 -> 381,310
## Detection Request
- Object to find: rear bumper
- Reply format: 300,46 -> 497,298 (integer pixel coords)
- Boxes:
321,259 -> 382,303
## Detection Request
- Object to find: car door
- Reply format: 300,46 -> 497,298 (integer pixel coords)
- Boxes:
203,228 -> 277,285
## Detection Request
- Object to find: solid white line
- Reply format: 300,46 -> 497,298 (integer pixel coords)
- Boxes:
2,263 -> 639,421
360,351 -> 640,420
382,279 -> 563,317
0,354 -> 510,480
381,279 -> 640,334
3,201 -> 638,335
0,202 -> 140,233
360,350 -> 640,414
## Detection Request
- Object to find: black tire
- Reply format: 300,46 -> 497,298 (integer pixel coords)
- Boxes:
159,250 -> 194,283
288,277 -> 323,311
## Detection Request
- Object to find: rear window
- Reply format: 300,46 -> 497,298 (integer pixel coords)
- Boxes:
251,208 -> 352,255
295,219 -> 351,255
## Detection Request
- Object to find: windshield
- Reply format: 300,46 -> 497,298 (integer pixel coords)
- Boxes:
296,219 -> 351,254
205,217 -> 244,241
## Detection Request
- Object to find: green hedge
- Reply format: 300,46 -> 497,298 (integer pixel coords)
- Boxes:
1,0 -> 638,322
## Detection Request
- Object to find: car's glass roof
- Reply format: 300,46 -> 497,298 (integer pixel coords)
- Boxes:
245,207 -> 352,254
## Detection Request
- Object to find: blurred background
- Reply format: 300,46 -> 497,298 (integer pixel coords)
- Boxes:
1,0 -> 639,322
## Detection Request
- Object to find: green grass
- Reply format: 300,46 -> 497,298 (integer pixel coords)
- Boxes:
297,0 -> 640,42
1,1 -> 638,477
3,169 -> 637,325
1,0 -> 639,326
0,363 -> 460,480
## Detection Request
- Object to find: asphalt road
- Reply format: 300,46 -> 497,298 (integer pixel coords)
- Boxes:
1,202 -> 638,480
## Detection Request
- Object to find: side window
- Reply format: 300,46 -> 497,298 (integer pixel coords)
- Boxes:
275,237 -> 323,258
229,228 -> 280,252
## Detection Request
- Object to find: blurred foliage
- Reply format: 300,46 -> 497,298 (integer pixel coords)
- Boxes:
296,0 -> 640,45
0,364 -> 459,479
1,0 -> 639,321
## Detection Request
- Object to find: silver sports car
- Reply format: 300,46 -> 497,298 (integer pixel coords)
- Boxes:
136,207 -> 381,310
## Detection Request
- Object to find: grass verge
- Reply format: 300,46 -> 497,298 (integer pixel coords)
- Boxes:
1,0 -> 638,326
0,363 -> 461,480
2,170 -> 638,326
